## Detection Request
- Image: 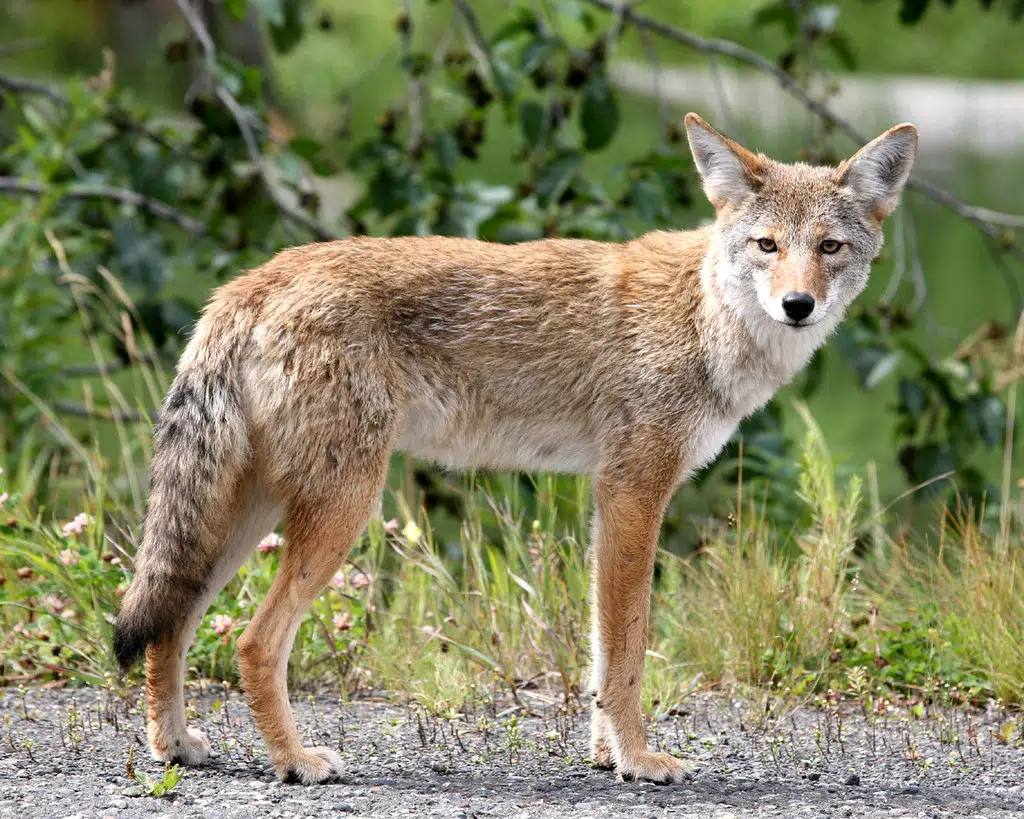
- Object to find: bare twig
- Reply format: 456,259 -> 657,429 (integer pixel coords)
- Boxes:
636,25 -> 669,150
583,0 -> 1024,250
0,177 -> 207,235
399,0 -> 424,160
172,0 -> 334,242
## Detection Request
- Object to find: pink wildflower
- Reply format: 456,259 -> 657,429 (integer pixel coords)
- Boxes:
59,549 -> 79,567
211,614 -> 235,635
350,570 -> 371,590
43,594 -> 65,613
331,572 -> 346,589
61,513 -> 93,538
383,518 -> 400,534
333,612 -> 352,631
258,533 -> 284,553
0,492 -> 8,504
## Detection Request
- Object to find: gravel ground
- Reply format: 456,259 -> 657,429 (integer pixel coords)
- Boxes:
2,685 -> 1023,818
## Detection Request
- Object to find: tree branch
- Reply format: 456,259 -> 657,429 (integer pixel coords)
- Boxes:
0,177 -> 207,235
584,0 -> 1024,248
172,0 -> 335,242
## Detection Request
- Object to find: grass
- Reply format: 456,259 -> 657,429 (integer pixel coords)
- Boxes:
1,341 -> 1022,716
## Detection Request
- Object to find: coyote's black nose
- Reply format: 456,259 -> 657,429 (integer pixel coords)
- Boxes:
782,292 -> 815,322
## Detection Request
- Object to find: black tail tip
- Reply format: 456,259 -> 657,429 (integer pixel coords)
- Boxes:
112,614 -> 150,672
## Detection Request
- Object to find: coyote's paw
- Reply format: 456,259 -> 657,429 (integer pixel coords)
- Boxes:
151,727 -> 213,767
616,750 -> 693,785
591,738 -> 615,770
590,711 -> 615,769
277,746 -> 345,785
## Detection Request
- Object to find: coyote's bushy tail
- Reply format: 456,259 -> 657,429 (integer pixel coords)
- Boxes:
113,318 -> 252,671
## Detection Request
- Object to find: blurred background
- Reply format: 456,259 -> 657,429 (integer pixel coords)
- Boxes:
1,0 -> 1022,546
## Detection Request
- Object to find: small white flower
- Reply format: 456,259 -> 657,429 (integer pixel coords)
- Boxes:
333,612 -> 352,631
211,614 -> 235,635
59,549 -> 79,567
0,492 -> 8,505
402,520 -> 422,544
258,533 -> 284,553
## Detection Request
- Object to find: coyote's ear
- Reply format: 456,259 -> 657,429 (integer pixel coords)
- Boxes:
835,124 -> 917,220
684,113 -> 764,209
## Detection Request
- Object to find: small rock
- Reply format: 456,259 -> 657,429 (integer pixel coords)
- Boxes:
430,761 -> 452,774
844,773 -> 861,787
807,772 -> 820,782
332,803 -> 355,813
250,780 -> 267,789
902,784 -> 921,794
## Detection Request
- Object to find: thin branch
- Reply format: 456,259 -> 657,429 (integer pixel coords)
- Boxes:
0,177 -> 207,235
0,73 -> 66,105
453,0 -> 510,104
636,24 -> 669,150
583,0 -> 1024,250
54,401 -> 150,424
172,0 -> 335,242
399,0 -> 424,160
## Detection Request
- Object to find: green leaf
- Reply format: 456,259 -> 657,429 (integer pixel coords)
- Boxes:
865,350 -> 901,389
898,378 -> 928,419
630,176 -> 662,223
251,0 -> 284,26
435,131 -> 460,176
966,394 -> 1006,448
579,73 -> 619,152
519,101 -> 545,148
225,0 -> 249,20
535,151 -> 581,207
899,0 -> 930,24
288,136 -> 321,161
826,32 -> 858,71
752,1 -> 798,33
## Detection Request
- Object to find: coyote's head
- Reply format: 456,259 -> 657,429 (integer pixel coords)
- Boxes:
685,113 -> 917,334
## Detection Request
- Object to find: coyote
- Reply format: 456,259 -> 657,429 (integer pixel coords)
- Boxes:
113,113 -> 917,784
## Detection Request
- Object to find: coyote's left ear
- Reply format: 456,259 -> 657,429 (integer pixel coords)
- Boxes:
834,124 -> 917,219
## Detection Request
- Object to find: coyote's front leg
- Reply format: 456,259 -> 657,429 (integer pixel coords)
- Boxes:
589,453 -> 692,784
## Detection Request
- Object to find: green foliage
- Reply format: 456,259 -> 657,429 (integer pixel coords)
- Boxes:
122,748 -> 183,798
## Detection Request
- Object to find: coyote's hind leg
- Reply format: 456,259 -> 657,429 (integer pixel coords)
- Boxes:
236,450 -> 390,785
146,476 -> 281,765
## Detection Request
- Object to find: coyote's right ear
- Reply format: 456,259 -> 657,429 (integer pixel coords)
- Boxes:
834,124 -> 918,220
684,113 -> 765,209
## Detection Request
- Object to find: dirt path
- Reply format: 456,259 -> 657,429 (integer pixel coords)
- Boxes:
1,686 -> 1023,818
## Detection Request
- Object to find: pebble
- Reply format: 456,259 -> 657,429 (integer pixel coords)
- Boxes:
844,773 -> 861,786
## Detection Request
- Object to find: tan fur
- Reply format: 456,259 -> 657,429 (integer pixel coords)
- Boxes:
114,113 -> 916,785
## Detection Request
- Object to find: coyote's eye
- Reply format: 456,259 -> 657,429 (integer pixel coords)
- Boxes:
820,239 -> 841,254
756,238 -> 777,253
